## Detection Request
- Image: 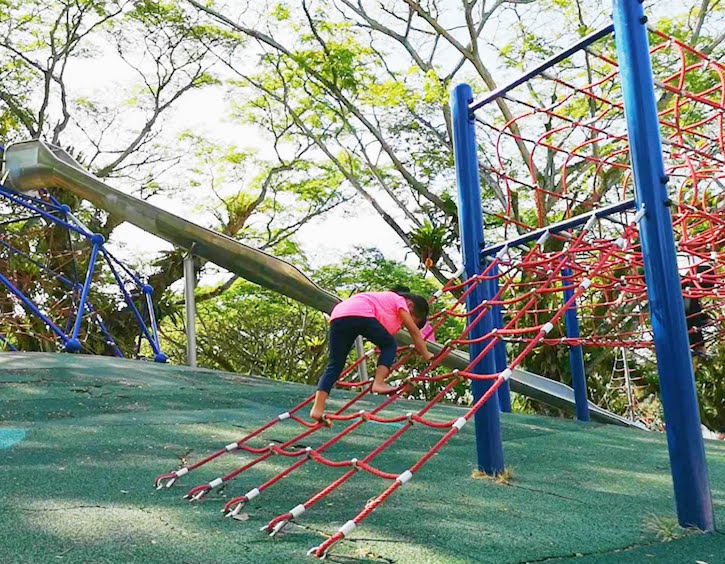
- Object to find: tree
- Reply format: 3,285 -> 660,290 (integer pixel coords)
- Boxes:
0,0 -> 349,356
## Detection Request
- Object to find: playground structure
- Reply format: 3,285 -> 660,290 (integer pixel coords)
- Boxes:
0,180 -> 167,360
0,140 -> 636,425
0,0 -> 721,558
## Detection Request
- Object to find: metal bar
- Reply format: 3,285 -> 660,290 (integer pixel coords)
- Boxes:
184,253 -> 197,368
0,186 -> 88,237
470,24 -> 614,112
451,83 -> 505,475
481,198 -> 636,258
100,249 -> 157,348
67,240 -> 102,352
562,267 -> 589,422
489,264 -> 511,412
0,185 -> 65,212
0,238 -> 75,287
103,248 -> 146,287
0,334 -> 18,352
84,302 -> 124,358
354,336 -> 367,381
144,288 -> 166,362
0,272 -> 68,341
613,0 -> 714,531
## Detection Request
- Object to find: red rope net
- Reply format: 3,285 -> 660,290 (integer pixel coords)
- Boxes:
153,28 -> 725,559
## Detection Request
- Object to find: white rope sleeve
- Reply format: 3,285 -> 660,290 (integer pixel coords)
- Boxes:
536,231 -> 550,247
452,417 -> 467,430
396,470 -> 413,485
339,520 -> 357,536
579,278 -> 592,289
246,488 -> 260,500
209,478 -> 223,489
541,322 -> 554,334
634,205 -> 646,222
175,467 -> 189,477
496,245 -> 509,259
290,504 -> 306,518
500,368 -> 513,381
278,412 -> 290,421
225,442 -> 238,452
584,214 -> 597,231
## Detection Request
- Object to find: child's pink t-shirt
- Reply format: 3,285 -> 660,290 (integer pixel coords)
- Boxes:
330,291 -> 409,335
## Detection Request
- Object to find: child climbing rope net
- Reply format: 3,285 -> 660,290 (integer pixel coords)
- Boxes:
153,24 -> 725,559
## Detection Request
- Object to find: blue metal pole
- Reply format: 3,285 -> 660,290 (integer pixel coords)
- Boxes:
84,302 -> 124,358
481,199 -> 636,258
0,272 -> 68,341
489,264 -> 511,412
612,0 -> 714,531
451,83 -> 505,475
67,236 -> 103,352
143,285 -> 167,363
0,187 -> 89,237
0,334 -> 18,352
102,252 -> 158,347
562,267 -> 589,421
470,24 -> 614,111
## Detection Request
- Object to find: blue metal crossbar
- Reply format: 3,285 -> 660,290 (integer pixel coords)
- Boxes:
0,334 -> 17,351
481,198 -> 636,258
469,24 -> 614,113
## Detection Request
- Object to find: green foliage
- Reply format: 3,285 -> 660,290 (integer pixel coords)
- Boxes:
161,251 -> 462,391
693,346 -> 725,431
409,220 -> 451,269
163,278 -> 329,383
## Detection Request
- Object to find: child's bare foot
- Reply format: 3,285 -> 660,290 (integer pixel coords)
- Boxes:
310,406 -> 332,427
371,381 -> 398,395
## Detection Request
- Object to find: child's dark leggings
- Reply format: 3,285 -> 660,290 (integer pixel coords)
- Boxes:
317,316 -> 397,394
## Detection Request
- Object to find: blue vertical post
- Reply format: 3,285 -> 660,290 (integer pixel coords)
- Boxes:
613,0 -> 714,531
451,83 -> 505,475
489,264 -> 511,412
143,284 -> 167,363
562,267 -> 589,421
66,235 -> 103,353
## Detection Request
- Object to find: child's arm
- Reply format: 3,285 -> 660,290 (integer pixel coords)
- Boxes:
400,311 -> 435,361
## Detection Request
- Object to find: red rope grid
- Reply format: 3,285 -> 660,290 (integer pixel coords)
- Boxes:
475,26 -> 725,355
149,27 -> 725,559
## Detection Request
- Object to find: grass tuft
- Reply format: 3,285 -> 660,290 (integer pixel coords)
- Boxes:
471,466 -> 514,485
642,514 -> 702,542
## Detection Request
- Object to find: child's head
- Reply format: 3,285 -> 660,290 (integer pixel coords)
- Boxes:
399,292 -> 429,329
391,284 -> 411,293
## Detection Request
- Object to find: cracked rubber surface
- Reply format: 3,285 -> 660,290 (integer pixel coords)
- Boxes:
1,352 -> 723,563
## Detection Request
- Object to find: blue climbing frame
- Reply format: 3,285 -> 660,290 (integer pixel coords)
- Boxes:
0,182 -> 167,362
451,0 -> 714,530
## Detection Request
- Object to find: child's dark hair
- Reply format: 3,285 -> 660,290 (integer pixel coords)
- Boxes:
390,285 -> 411,293
399,292 -> 429,328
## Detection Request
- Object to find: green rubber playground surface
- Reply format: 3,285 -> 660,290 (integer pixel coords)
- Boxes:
1,352 -> 724,563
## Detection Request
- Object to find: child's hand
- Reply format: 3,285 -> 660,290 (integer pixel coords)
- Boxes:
421,350 -> 435,362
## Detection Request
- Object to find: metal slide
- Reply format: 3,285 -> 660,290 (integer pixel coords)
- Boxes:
3,140 -> 340,314
2,139 -> 639,428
